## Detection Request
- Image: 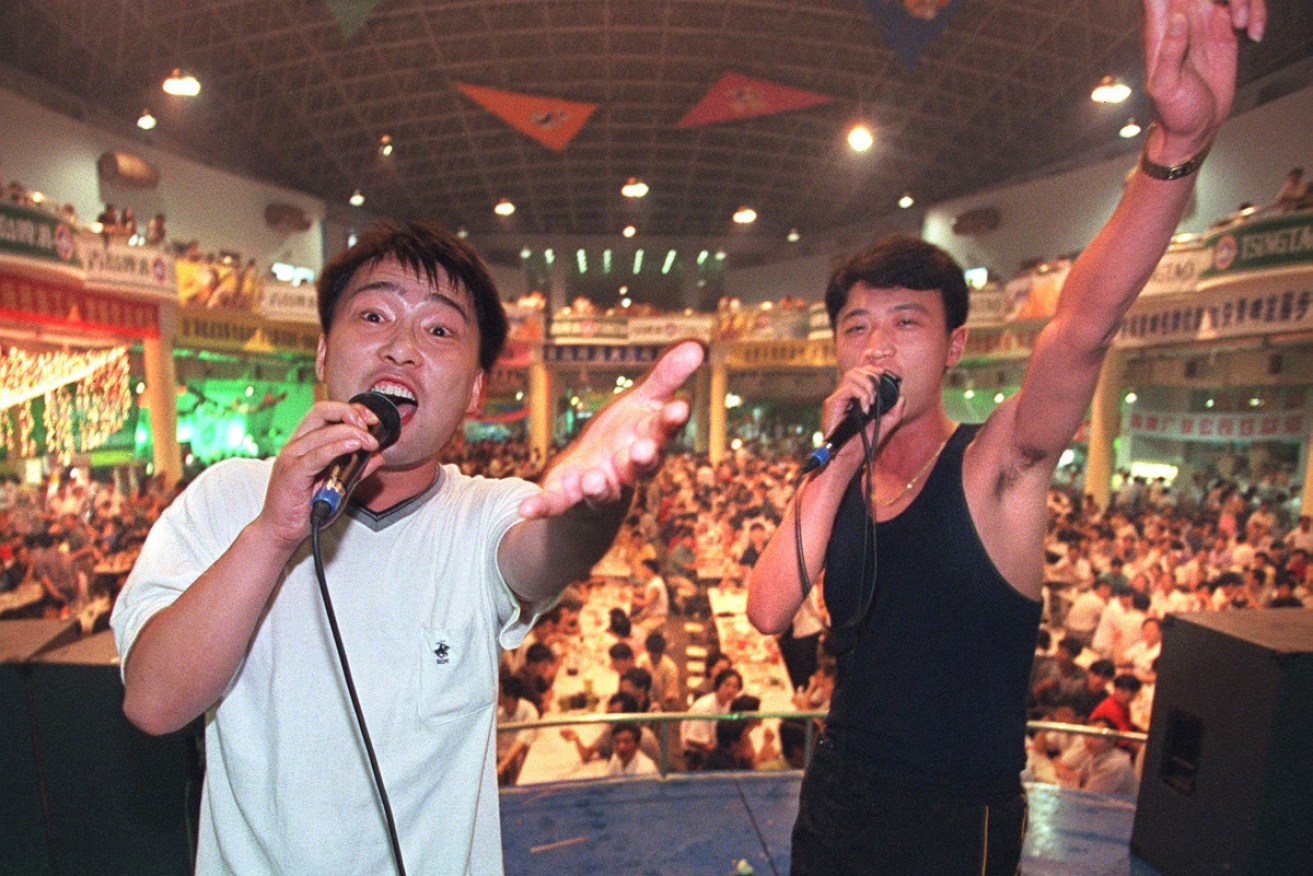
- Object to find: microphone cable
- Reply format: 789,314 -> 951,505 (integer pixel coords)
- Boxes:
792,396 -> 885,656
311,517 -> 408,876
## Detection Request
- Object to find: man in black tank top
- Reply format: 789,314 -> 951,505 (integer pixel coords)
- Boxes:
745,3 -> 1267,872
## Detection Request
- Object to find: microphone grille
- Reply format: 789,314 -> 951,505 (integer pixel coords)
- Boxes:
350,391 -> 402,449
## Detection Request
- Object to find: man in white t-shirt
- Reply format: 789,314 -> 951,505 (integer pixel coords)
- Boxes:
111,221 -> 702,875
605,722 -> 658,777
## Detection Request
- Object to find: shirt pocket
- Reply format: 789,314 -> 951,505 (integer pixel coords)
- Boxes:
417,621 -> 495,726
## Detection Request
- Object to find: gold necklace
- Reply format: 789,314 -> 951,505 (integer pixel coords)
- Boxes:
872,435 -> 952,507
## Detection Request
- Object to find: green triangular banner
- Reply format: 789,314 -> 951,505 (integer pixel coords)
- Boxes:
325,0 -> 379,41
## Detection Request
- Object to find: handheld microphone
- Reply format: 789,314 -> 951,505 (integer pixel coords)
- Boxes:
310,391 -> 402,525
802,373 -> 900,473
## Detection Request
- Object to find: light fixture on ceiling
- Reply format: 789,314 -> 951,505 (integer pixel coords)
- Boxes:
494,198 -> 515,216
348,189 -> 365,207
456,226 -> 469,239
1119,118 -> 1142,139
786,228 -> 800,243
379,134 -> 393,157
162,68 -> 201,97
714,249 -> 726,261
847,123 -> 875,152
898,193 -> 915,209
732,206 -> 757,224
1091,75 -> 1131,104
137,109 -> 157,130
519,247 -> 531,259
622,225 -> 636,238
621,177 -> 649,198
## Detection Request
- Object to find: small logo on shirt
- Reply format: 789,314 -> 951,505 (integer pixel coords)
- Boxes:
432,640 -> 451,665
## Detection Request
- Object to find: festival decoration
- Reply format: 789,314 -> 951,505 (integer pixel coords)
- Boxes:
0,346 -> 132,462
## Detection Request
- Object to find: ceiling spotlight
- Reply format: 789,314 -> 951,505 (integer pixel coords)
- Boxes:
621,177 -> 649,198
456,226 -> 469,239
732,206 -> 757,224
898,193 -> 915,209
494,198 -> 515,216
1119,118 -> 1143,139
847,123 -> 875,152
137,109 -> 157,130
520,247 -> 531,259
1091,75 -> 1131,104
787,228 -> 800,243
162,68 -> 201,96
379,134 -> 393,157
348,189 -> 365,206
714,249 -> 726,261
622,225 -> 636,238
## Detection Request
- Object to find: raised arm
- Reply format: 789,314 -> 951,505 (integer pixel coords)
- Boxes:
1006,0 -> 1264,461
500,340 -> 703,604
119,398 -> 390,735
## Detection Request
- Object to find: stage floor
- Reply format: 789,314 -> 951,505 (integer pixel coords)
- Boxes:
502,773 -> 1162,875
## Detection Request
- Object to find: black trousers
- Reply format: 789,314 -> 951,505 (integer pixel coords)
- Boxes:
790,736 -> 1027,876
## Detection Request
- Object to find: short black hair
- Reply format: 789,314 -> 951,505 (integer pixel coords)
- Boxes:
1088,659 -> 1116,678
612,721 -> 642,744
608,692 -> 640,713
714,719 -> 747,747
713,668 -> 743,690
824,234 -> 969,332
316,219 -> 507,370
524,643 -> 555,665
644,630 -> 667,656
609,642 -> 635,662
621,666 -> 653,692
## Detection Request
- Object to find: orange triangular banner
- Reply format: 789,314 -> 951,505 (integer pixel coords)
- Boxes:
454,82 -> 597,152
677,72 -> 837,128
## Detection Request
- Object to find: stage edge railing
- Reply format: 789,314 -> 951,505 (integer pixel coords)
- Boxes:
498,711 -> 1147,780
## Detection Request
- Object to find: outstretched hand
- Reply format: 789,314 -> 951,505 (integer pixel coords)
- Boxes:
518,340 -> 705,519
1143,0 -> 1265,153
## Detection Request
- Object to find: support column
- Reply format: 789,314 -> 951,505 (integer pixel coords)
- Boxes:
708,343 -> 728,465
692,358 -> 711,454
1086,348 -> 1126,510
142,307 -> 182,486
528,346 -> 553,464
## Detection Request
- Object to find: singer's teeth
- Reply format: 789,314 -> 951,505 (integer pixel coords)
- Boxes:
371,382 -> 417,410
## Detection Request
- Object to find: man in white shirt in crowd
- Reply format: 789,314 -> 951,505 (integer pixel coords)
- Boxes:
1283,515 -> 1313,553
606,722 -> 658,777
682,667 -> 743,769
1118,617 -> 1162,684
1065,579 -> 1111,651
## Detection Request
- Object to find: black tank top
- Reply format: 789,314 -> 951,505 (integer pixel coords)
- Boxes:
823,423 -> 1042,790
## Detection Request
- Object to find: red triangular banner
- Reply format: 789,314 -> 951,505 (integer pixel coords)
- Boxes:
676,72 -> 837,128
454,82 -> 597,152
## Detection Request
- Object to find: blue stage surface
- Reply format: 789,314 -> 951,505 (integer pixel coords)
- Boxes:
501,773 -> 1162,875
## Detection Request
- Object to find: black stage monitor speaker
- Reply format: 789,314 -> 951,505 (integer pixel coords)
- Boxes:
1131,610 -> 1313,876
26,629 -> 202,876
1,619 -> 81,876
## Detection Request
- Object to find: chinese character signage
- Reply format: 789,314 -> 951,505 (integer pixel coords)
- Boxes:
1124,408 -> 1307,443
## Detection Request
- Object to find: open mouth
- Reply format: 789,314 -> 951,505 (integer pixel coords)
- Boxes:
370,381 -> 418,422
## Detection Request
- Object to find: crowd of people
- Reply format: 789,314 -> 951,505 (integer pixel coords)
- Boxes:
460,436 -> 1309,792
4,437 -> 1306,794
0,469 -> 175,626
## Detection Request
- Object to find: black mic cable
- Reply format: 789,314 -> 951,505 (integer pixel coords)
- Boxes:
309,391 -> 408,876
793,378 -> 890,654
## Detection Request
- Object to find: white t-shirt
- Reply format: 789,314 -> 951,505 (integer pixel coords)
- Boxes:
606,749 -> 658,777
681,691 -> 729,750
111,459 -> 544,875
